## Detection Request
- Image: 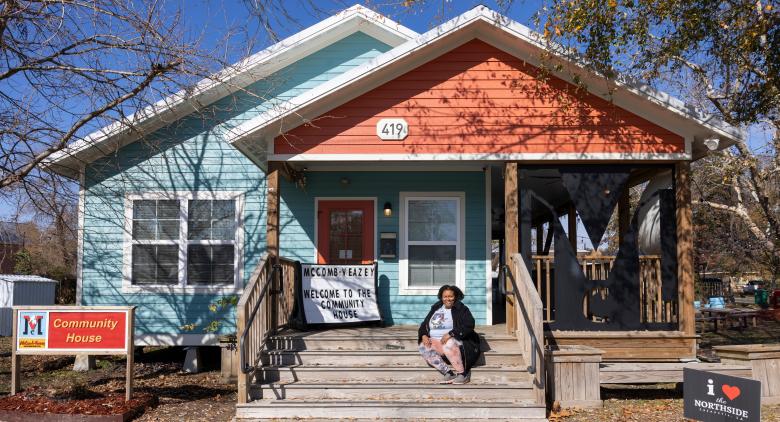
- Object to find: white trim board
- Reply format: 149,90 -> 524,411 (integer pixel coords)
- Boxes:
398,192 -> 466,296
484,167 -> 492,325
135,333 -> 221,346
76,168 -> 85,306
44,5 -> 417,179
271,152 -> 693,162
121,191 -> 245,294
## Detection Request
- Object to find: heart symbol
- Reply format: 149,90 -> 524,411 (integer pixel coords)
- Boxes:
722,384 -> 741,400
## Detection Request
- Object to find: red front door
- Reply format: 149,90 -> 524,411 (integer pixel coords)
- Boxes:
317,200 -> 374,265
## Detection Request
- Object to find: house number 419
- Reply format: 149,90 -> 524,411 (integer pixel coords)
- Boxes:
376,118 -> 409,141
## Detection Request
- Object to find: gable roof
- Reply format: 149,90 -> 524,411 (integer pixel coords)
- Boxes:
47,5 -> 745,178
44,5 -> 416,179
228,5 -> 744,164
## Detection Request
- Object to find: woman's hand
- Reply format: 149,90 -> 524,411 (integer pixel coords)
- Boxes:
422,335 -> 431,347
441,333 -> 451,345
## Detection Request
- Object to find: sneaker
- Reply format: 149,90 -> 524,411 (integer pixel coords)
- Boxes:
452,372 -> 470,384
439,371 -> 457,384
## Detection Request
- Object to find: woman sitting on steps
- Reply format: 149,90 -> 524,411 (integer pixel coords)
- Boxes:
417,285 -> 481,384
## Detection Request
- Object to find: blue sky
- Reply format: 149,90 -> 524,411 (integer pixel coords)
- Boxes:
175,1 -> 542,64
5,0 -> 769,234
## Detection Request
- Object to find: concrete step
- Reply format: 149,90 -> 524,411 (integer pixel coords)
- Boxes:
261,349 -> 526,367
269,333 -> 519,352
256,365 -> 531,384
249,382 -> 534,401
235,399 -> 547,420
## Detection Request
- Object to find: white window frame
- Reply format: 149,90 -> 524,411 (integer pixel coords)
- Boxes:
122,191 -> 244,294
399,192 -> 465,295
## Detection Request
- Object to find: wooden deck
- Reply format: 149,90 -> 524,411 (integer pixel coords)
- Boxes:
546,330 -> 697,361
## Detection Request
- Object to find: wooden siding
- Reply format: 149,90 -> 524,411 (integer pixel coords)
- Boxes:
81,33 -> 393,342
278,171 -> 488,324
275,40 -> 684,155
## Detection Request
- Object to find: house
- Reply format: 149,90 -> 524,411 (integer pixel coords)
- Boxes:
45,4 -> 742,406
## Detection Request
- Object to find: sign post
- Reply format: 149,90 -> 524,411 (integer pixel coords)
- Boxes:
11,306 -> 135,400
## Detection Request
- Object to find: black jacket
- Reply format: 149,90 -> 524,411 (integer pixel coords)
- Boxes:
417,300 -> 481,372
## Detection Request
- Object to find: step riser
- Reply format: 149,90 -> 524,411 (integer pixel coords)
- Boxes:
235,405 -> 547,420
251,386 -> 534,401
261,353 -> 524,367
269,337 -> 520,352
257,368 -> 530,384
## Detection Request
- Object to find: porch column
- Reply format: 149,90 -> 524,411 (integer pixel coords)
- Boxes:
675,161 -> 695,336
267,166 -> 280,260
267,165 -> 281,333
504,162 -> 518,334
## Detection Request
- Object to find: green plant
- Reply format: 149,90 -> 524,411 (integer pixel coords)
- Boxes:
13,249 -> 33,274
180,295 -> 239,333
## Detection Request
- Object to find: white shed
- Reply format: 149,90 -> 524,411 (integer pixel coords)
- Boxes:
0,275 -> 58,336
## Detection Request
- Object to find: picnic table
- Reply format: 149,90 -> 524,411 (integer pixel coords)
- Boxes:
696,307 -> 760,333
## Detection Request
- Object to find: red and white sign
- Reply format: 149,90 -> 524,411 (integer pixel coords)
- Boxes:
15,308 -> 131,354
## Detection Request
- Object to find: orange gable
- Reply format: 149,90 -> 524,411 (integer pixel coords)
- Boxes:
275,40 -> 684,156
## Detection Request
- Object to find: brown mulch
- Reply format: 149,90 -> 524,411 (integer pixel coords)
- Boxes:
0,337 -> 236,421
0,387 -> 156,416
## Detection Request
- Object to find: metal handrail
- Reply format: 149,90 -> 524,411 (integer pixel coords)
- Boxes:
239,262 -> 281,374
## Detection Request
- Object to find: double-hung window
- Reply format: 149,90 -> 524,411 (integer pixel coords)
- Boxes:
399,192 -> 465,295
124,193 -> 243,293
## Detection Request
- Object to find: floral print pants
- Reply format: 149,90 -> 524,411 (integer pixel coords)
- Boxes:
418,337 -> 465,374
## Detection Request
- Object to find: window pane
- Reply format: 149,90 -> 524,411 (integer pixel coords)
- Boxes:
133,200 -> 180,241
212,219 -> 235,240
157,220 -> 180,240
408,245 -> 456,287
187,245 -> 234,286
188,220 -> 211,240
132,245 -> 178,285
189,200 -> 211,220
132,220 -> 156,240
157,200 -> 180,219
133,201 -> 156,219
408,199 -> 457,242
212,200 -> 235,220
187,245 -> 212,284
188,200 -> 235,240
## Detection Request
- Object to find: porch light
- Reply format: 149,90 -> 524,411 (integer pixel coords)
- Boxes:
703,137 -> 720,151
383,202 -> 392,217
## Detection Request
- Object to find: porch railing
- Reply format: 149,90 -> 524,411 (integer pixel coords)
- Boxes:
530,254 -> 677,324
506,253 -> 545,406
236,253 -> 298,404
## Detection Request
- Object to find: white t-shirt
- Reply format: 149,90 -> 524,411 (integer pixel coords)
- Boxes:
428,305 -> 453,340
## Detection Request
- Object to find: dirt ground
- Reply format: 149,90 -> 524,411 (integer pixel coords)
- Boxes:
0,338 -> 235,421
1,320 -> 779,421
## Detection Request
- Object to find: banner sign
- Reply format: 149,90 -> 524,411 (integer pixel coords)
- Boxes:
684,368 -> 761,422
300,264 -> 381,324
15,308 -> 130,354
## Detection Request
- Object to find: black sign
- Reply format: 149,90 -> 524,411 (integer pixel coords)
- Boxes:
684,368 -> 761,422
379,232 -> 397,259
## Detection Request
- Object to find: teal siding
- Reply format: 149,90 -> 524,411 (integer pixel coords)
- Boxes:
279,171 -> 489,325
81,33 -> 393,342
